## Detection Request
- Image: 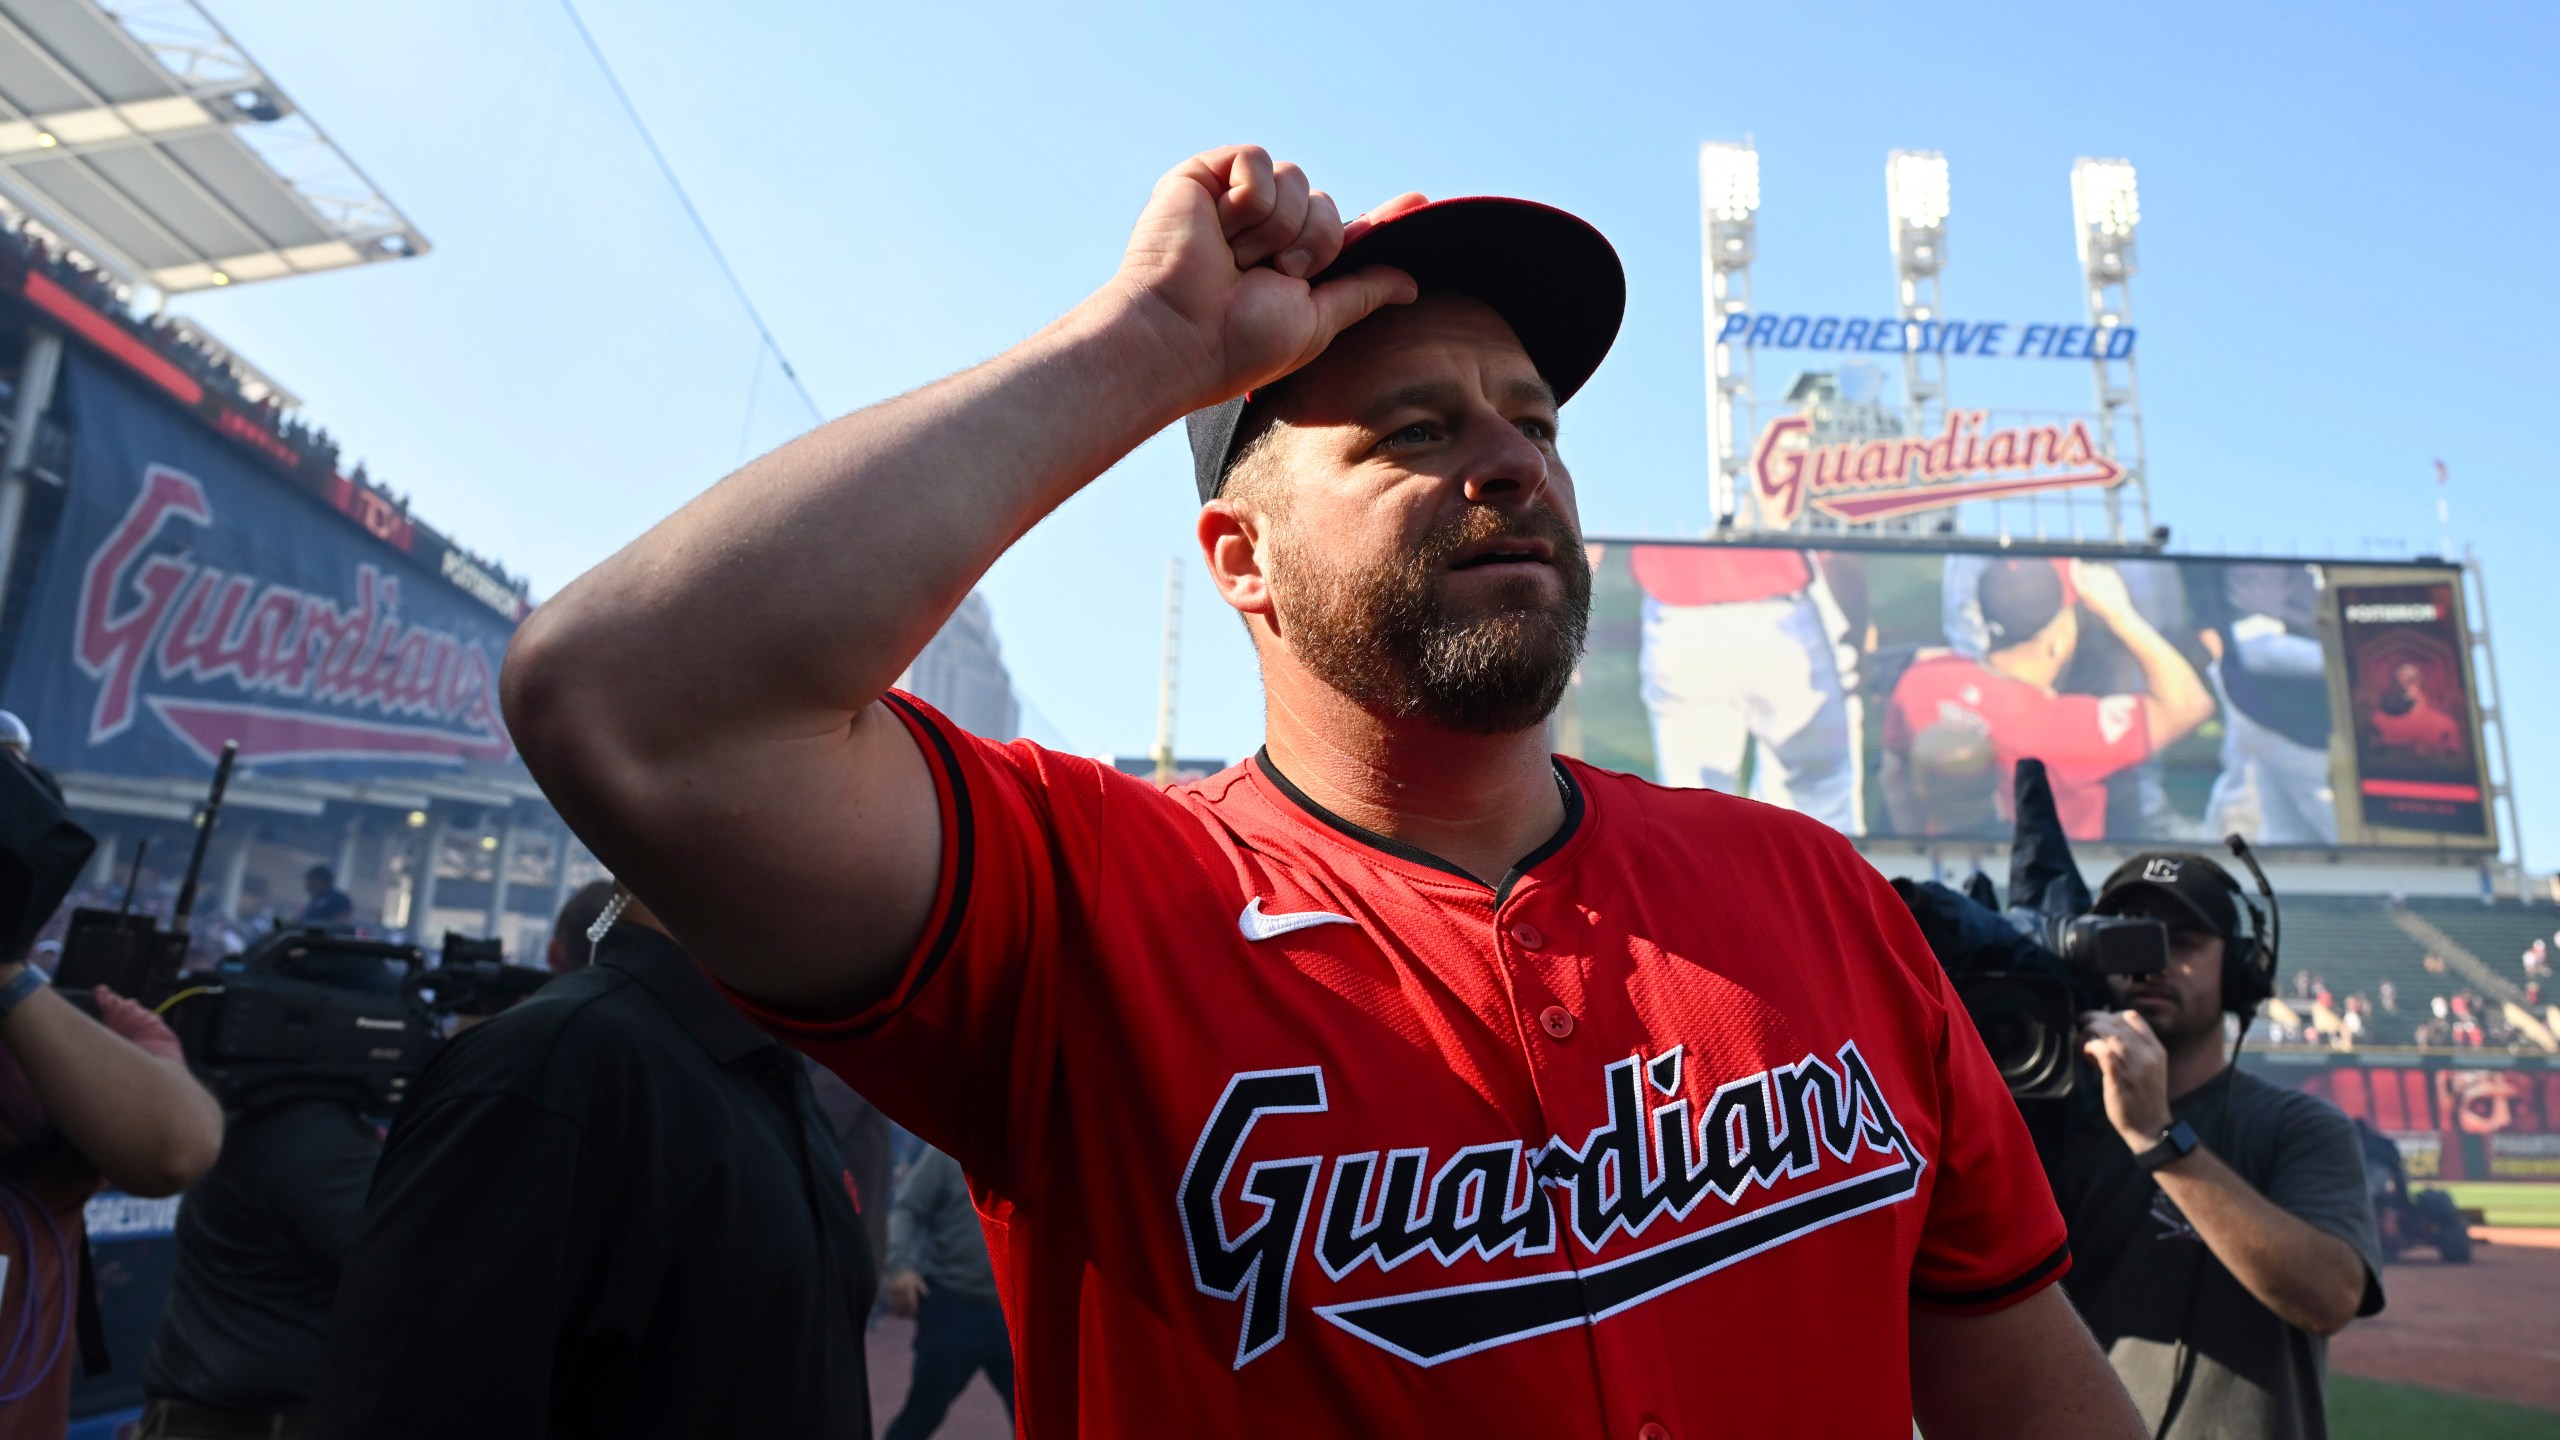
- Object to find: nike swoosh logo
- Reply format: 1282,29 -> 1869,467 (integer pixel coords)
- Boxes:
1238,897 -> 1359,943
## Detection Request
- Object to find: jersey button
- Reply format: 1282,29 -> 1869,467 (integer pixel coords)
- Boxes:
1538,1005 -> 1575,1040
1509,921 -> 1546,950
1637,1424 -> 1672,1440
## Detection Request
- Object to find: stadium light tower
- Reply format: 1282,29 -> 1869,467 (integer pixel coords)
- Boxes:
2071,157 -> 2151,542
1700,140 -> 1760,529
1885,151 -> 1951,457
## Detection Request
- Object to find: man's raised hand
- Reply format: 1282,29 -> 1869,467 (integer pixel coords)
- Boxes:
2078,1008 -> 2172,1151
1109,145 -> 1418,413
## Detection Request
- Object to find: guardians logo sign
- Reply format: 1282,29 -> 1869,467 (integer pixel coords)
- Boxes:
71,465 -> 513,767
1752,409 -> 2124,525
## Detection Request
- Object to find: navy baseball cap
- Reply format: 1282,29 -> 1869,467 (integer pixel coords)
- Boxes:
1978,559 -> 2066,648
1184,196 -> 1626,504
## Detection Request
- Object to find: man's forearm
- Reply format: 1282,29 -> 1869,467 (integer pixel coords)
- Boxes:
0,973 -> 222,1195
2105,610 -> 2210,746
1910,1286 -> 2144,1439
2152,1148 -> 2366,1334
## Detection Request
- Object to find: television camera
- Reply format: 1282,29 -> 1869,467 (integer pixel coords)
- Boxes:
1892,758 -> 2171,1101
11,739 -> 545,1113
1896,757 -> 2283,1106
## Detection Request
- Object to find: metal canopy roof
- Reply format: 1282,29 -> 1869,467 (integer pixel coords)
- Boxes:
0,0 -> 426,293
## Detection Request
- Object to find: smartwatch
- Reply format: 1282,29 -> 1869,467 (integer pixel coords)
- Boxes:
2134,1119 -> 2200,1174
0,962 -> 48,1021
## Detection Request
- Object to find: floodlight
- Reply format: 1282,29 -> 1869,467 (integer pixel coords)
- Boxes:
1886,150 -> 1950,231
1699,141 -> 1761,223
2072,157 -> 2140,274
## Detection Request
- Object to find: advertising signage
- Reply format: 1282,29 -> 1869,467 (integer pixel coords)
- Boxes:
1715,312 -> 2136,361
1558,540 -> 2494,853
1751,410 -> 2124,526
2247,1053 -> 2560,1184
2325,571 -> 2494,844
1,351 -> 520,783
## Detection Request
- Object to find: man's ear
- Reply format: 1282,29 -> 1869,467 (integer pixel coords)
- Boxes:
1199,497 -> 1275,622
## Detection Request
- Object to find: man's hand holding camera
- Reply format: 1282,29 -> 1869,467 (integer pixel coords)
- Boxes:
2079,1008 -> 2177,1160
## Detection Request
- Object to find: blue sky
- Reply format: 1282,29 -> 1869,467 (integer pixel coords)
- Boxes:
180,0 -> 2559,863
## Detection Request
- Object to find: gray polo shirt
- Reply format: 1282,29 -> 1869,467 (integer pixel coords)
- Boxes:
2059,1065 -> 2385,1440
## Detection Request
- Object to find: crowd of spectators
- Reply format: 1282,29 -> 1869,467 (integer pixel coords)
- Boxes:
2254,962 -> 2550,1052
0,219 -> 529,604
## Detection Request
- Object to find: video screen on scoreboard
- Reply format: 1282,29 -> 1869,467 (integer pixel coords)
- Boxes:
1558,544 -> 2494,851
2333,580 -> 2486,836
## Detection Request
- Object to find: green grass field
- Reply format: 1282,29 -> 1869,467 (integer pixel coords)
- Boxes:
2439,1182 -> 2560,1228
2332,1376 -> 2560,1438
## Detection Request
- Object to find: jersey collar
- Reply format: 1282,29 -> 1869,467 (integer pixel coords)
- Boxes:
1250,748 -> 1584,904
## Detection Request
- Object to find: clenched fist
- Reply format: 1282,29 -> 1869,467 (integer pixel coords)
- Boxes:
1106,145 -> 1420,414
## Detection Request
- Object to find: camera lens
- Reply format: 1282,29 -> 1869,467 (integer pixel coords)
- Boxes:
1951,971 -> 2077,1100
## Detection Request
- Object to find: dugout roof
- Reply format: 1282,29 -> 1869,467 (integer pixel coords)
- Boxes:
0,0 -> 426,293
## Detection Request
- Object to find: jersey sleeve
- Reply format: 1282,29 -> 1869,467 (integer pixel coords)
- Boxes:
718,691 -> 1104,1192
1857,851 -> 2071,1312
1905,962 -> 2071,1311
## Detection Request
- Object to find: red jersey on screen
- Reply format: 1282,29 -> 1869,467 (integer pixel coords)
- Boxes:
738,693 -> 2066,1440
1884,654 -> 2150,840
1629,545 -> 1810,607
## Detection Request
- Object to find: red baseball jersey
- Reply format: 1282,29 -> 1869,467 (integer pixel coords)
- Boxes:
1884,653 -> 2150,840
742,693 -> 2066,1438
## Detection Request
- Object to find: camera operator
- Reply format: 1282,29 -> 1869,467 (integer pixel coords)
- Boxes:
2061,852 -> 2383,1440
0,745 -> 224,1439
136,1056 -> 382,1438
310,886 -> 875,1439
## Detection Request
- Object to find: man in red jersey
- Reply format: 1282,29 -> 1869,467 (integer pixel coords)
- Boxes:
1886,557 -> 2212,840
505,146 -> 2143,1438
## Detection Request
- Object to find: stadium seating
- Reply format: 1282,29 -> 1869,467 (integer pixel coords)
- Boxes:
2266,895 -> 2559,1050
2401,897 -> 2560,993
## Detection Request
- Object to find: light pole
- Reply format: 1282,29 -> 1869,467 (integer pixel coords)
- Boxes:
1700,140 -> 1760,530
1885,150 -> 1951,535
2071,157 -> 2150,542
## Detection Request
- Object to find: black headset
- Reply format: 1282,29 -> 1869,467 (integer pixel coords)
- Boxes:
2218,834 -> 2281,1016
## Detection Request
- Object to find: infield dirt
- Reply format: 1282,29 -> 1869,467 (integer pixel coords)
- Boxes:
2331,1239 -> 2560,1414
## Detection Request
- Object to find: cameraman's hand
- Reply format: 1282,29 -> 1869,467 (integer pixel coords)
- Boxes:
884,1270 -> 929,1318
2079,1009 -> 2172,1152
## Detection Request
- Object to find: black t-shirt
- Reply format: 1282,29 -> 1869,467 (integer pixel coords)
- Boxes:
143,1094 -> 381,1410
310,926 -> 876,1440
2059,1066 -> 2385,1440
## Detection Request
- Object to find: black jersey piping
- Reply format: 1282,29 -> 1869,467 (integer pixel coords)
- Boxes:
848,691 -> 976,1038
1908,1240 -> 2071,1309
1253,747 -> 1583,903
